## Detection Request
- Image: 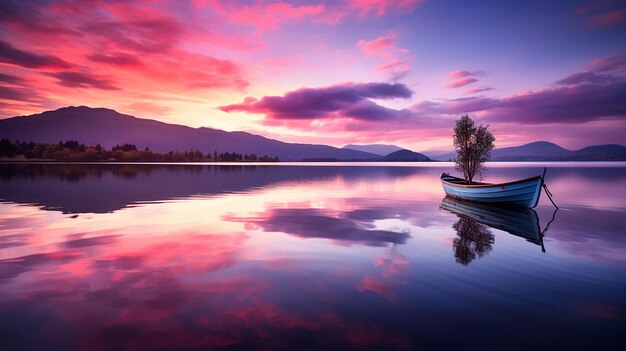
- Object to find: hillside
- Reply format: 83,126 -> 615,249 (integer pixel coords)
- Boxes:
383,149 -> 431,161
0,106 -> 380,161
343,144 -> 404,156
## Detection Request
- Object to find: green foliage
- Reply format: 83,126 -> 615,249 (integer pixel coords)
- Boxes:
0,139 -> 279,163
453,114 -> 495,184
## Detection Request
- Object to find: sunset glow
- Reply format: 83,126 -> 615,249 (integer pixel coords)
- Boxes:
1,0 -> 625,150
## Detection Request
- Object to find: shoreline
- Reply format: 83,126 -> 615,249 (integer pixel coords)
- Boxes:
1,159 -> 625,167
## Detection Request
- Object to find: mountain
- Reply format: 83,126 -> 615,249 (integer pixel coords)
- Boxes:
420,149 -> 452,159
342,144 -> 404,156
572,145 -> 626,160
430,141 -> 626,161
491,141 -> 570,161
383,149 -> 431,161
430,152 -> 452,161
0,106 -> 381,161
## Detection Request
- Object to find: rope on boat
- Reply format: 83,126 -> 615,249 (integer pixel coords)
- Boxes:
541,168 -> 559,209
542,183 -> 559,209
537,168 -> 558,253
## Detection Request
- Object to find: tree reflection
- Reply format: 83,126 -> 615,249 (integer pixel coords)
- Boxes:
452,216 -> 495,265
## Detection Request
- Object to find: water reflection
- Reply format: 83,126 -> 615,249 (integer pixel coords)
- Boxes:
0,163 -> 625,350
440,197 -> 552,255
451,216 -> 495,265
226,207 -> 411,247
0,163 -> 427,213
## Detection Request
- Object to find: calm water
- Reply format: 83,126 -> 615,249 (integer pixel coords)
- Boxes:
1,163 -> 625,350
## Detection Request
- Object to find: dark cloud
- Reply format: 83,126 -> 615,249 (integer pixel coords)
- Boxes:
0,85 -> 33,101
0,40 -> 72,69
45,71 -> 120,90
0,72 -> 22,84
220,82 -> 413,120
0,1 -> 81,37
87,53 -> 143,66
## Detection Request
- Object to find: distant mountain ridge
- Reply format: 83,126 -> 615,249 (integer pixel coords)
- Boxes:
383,149 -> 431,161
0,106 -> 382,161
433,141 -> 626,161
1,107 -> 623,161
342,144 -> 404,156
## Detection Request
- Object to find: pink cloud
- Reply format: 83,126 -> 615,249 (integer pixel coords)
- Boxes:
356,34 -> 413,80
83,17 -> 185,53
447,70 -> 472,79
587,9 -> 626,27
351,0 -> 423,17
208,0 -> 424,27
357,35 -> 397,56
446,77 -> 478,88
0,0 -> 253,118
445,70 -> 484,89
216,1 -> 326,31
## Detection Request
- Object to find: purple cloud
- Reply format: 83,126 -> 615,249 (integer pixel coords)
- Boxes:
555,71 -> 619,86
0,40 -> 72,69
466,86 -> 495,94
220,82 -> 413,120
0,72 -> 22,84
411,54 -> 626,124
491,81 -> 626,123
413,79 -> 626,124
0,85 -> 32,101
0,1 -> 80,38
589,54 -> 626,72
45,71 -> 120,90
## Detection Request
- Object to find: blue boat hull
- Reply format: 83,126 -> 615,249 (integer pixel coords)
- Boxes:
440,172 -> 544,208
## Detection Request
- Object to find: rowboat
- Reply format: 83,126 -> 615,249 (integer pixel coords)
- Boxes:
440,196 -> 545,250
440,168 -> 545,207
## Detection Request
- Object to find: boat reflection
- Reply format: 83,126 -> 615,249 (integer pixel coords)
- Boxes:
440,197 -> 557,262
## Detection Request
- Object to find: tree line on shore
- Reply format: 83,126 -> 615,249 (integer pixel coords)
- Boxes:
0,139 -> 279,162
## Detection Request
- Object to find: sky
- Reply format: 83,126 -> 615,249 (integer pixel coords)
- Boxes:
0,0 -> 625,151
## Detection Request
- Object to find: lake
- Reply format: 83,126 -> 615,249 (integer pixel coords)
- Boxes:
1,162 -> 624,350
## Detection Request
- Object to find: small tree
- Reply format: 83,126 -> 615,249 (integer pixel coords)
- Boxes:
453,114 -> 495,184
